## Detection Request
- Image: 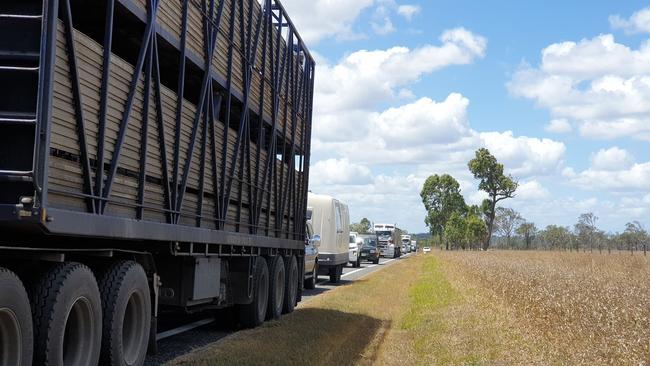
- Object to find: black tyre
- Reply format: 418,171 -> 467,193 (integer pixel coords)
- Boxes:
329,265 -> 342,283
239,257 -> 269,328
32,262 -> 102,366
282,255 -> 299,314
304,262 -> 317,290
0,268 -> 33,366
99,261 -> 152,366
266,256 -> 285,320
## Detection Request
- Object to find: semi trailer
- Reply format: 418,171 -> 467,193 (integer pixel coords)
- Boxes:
0,0 -> 314,365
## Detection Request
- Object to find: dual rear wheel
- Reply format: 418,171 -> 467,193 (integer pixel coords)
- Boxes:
0,261 -> 151,366
239,254 -> 300,328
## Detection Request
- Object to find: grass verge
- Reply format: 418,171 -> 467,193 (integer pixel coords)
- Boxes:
168,257 -> 424,366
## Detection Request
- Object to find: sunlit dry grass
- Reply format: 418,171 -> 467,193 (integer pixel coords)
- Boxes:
438,250 -> 650,365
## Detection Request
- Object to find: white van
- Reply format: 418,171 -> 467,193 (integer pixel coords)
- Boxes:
308,193 -> 350,283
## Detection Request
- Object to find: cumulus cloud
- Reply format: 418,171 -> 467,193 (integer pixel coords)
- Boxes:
316,28 -> 487,115
590,147 -> 635,171
479,131 -> 566,177
610,7 -> 650,34
397,5 -> 421,21
310,159 -> 373,185
508,34 -> 650,140
515,180 -> 551,201
277,0 -> 374,43
565,160 -> 650,192
545,119 -> 572,133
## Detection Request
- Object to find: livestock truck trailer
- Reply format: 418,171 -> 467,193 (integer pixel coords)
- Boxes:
0,0 -> 314,364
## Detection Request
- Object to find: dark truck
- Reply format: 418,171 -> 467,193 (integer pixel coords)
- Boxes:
0,0 -> 314,365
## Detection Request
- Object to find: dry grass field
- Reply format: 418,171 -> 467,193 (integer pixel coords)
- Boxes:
437,251 -> 650,365
169,251 -> 650,365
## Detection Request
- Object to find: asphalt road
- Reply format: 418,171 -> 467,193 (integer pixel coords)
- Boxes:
301,254 -> 411,303
144,253 -> 412,365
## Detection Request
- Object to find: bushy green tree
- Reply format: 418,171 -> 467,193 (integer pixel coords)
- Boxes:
420,174 -> 467,249
468,148 -> 518,250
466,213 -> 488,250
350,218 -> 371,234
444,212 -> 467,249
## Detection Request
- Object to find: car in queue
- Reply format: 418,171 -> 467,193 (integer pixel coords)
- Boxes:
358,235 -> 380,264
349,231 -> 361,267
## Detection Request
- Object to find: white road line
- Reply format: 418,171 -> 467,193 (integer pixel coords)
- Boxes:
156,318 -> 215,341
314,255 -> 409,285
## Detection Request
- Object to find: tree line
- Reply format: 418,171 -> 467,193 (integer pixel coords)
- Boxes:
419,148 -> 649,253
492,211 -> 649,254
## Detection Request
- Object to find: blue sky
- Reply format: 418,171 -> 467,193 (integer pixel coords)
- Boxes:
280,0 -> 650,234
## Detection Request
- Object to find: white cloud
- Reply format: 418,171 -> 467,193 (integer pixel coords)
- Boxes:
374,94 -> 471,148
315,28 -> 487,115
277,0 -> 374,43
397,5 -> 421,21
563,147 -> 648,193
310,159 -> 373,186
590,147 -> 635,171
567,161 -> 650,192
479,131 -> 566,177
610,7 -> 650,34
508,34 -> 650,140
545,118 -> 572,133
515,180 -> 551,201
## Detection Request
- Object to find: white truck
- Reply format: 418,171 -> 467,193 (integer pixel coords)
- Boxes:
308,193 -> 350,283
401,235 -> 412,253
375,223 -> 401,258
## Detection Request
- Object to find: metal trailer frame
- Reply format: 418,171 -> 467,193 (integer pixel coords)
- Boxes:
0,0 -> 315,252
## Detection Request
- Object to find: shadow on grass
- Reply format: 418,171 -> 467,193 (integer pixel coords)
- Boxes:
170,308 -> 387,366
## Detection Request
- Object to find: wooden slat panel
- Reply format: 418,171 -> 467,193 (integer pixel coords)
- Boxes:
48,1 -> 305,236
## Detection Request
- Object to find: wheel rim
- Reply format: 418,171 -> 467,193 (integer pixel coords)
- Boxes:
0,308 -> 21,366
63,297 -> 95,366
122,291 -> 147,365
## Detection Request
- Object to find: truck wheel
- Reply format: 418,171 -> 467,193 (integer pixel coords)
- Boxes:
282,255 -> 299,314
329,265 -> 342,283
266,256 -> 285,320
0,267 -> 33,366
99,261 -> 151,366
32,262 -> 102,366
304,262 -> 317,290
239,257 -> 269,328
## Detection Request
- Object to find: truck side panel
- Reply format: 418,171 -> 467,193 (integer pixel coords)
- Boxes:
0,0 -> 315,248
